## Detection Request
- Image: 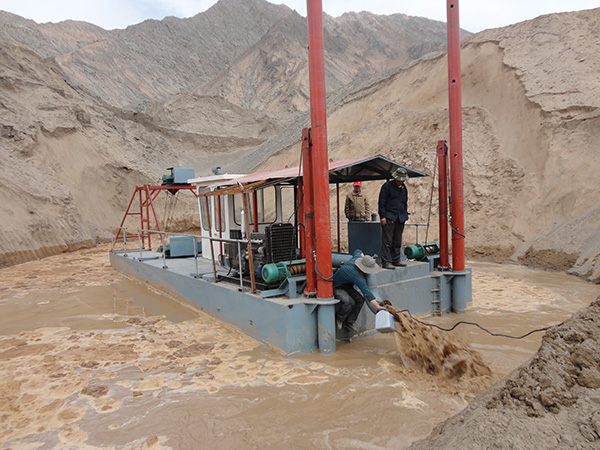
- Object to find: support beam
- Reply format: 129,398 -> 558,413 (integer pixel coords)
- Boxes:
437,141 -> 450,269
302,128 -> 317,296
446,0 -> 465,271
306,0 -> 333,301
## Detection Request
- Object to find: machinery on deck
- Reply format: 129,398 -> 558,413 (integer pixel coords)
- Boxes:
110,0 -> 469,356
187,155 -> 428,293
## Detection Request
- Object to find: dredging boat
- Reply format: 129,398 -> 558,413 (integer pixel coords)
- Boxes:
110,0 -> 469,356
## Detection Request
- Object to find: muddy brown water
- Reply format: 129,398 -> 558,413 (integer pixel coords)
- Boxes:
0,246 -> 599,449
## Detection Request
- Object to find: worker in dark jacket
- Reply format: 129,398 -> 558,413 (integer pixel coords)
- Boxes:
333,249 -> 382,332
378,168 -> 409,269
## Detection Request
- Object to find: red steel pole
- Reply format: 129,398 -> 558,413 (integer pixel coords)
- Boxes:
336,183 -> 340,253
306,0 -> 333,299
138,189 -> 145,248
447,0 -> 465,271
302,128 -> 317,296
252,191 -> 259,233
437,140 -> 450,269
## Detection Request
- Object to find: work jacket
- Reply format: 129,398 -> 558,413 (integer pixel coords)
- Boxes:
378,180 -> 408,223
333,249 -> 376,301
345,192 -> 370,221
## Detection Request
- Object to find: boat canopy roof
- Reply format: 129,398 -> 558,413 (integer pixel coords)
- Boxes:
200,155 -> 427,196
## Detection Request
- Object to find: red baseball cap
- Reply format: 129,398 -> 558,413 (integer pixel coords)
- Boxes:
353,181 -> 362,187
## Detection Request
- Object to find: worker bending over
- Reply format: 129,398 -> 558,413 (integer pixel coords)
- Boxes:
333,249 -> 382,333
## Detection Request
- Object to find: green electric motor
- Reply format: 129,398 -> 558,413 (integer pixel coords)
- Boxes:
404,242 -> 440,261
261,262 -> 291,283
261,259 -> 307,283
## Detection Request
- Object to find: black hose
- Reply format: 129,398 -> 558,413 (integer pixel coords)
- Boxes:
390,308 -> 552,340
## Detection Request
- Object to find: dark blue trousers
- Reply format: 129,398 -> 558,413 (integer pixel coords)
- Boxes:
333,286 -> 365,325
381,220 -> 405,264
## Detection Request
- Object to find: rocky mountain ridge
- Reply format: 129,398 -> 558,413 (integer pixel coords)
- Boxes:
0,0 -> 461,267
0,2 -> 599,285
0,0 -> 457,112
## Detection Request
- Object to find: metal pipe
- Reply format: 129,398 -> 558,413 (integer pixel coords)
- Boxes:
298,178 -> 306,258
161,232 -> 167,269
110,226 -> 117,252
145,186 -> 154,250
217,196 -> 223,264
240,186 -> 256,293
336,182 -> 340,253
240,208 -> 245,239
437,140 -> 450,268
306,0 -> 333,301
115,189 -> 138,245
302,128 -> 317,296
252,191 -> 259,233
331,252 -> 352,267
146,185 -> 162,251
193,237 -> 199,278
451,271 -> 468,313
293,184 -> 298,240
205,236 -> 262,245
205,197 -> 218,282
237,241 -> 243,290
138,189 -> 144,248
446,0 -> 465,271
317,304 -> 336,354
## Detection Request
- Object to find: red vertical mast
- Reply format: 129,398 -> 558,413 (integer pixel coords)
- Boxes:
302,128 -> 317,296
306,0 -> 333,299
437,140 -> 450,269
447,0 -> 465,271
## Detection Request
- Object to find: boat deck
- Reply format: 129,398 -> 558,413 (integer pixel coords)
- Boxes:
110,249 -> 470,356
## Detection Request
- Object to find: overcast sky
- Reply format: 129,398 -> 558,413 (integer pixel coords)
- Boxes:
0,0 -> 598,33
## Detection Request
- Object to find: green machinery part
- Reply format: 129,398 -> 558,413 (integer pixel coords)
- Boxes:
261,260 -> 306,283
404,242 -> 440,261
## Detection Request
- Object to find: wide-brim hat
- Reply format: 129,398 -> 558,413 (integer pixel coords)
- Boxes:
355,255 -> 379,274
392,168 -> 409,181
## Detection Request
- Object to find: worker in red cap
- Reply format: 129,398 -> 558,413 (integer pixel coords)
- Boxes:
345,181 -> 371,221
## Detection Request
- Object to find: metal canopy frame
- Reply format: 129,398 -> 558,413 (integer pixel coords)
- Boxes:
199,155 -> 428,197
328,154 -> 427,183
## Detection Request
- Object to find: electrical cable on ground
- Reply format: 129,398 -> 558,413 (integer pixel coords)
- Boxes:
391,308 -> 552,340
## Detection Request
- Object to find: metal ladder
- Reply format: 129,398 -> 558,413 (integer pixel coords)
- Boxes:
431,274 -> 442,314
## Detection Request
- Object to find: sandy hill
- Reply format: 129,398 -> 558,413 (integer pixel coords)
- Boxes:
0,0 -> 461,267
0,4 -> 598,285
246,8 -> 600,284
0,40 -> 281,265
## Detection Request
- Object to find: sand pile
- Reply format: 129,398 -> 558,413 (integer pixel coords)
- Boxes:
387,306 -> 492,378
486,300 -> 600,418
409,297 -> 600,449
